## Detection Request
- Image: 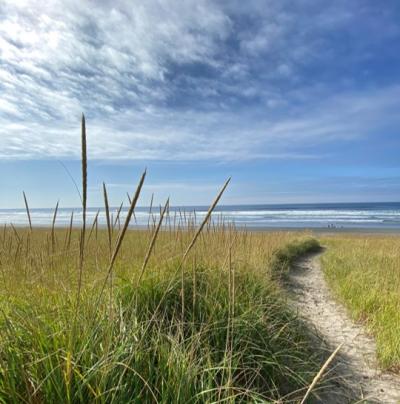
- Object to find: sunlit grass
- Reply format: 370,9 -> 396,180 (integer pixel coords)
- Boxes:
0,117 -> 333,402
0,223 -> 328,402
321,235 -> 400,371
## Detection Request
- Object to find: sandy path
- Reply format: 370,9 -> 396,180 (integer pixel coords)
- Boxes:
288,251 -> 400,403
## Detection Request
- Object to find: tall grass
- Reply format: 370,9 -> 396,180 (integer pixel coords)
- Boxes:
0,117 -> 334,402
0,224 -> 328,402
321,235 -> 400,371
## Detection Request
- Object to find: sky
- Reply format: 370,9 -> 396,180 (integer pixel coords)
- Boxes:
0,0 -> 399,208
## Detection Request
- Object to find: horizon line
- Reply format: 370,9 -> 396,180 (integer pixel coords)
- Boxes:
1,200 -> 400,211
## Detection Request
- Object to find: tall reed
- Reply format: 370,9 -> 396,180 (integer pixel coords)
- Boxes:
73,113 -> 88,337
103,182 -> 112,257
96,170 -> 146,304
51,200 -> 59,253
113,202 -> 123,231
137,198 -> 169,285
23,191 -> 32,232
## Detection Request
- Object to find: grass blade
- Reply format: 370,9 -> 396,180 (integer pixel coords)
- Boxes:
96,170 -> 146,304
181,178 -> 230,265
103,182 -> 112,257
51,200 -> 59,252
22,191 -> 32,232
137,198 -> 169,285
300,343 -> 343,404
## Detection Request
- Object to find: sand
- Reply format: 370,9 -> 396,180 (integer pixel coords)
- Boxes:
288,251 -> 400,403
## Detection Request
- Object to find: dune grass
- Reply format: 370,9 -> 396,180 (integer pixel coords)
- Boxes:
270,238 -> 321,280
0,117 -> 335,402
0,220 -> 331,403
321,235 -> 400,371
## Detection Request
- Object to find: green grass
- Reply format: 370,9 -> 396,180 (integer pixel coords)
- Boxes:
271,238 -> 321,279
0,224 -> 330,403
0,116 -> 336,402
321,235 -> 400,371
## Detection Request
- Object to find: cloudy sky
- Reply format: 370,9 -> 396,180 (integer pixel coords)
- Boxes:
0,0 -> 399,208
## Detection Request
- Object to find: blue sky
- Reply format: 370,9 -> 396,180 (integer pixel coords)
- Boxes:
0,0 -> 399,208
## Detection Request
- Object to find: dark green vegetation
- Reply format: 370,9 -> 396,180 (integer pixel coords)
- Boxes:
271,238 -> 321,279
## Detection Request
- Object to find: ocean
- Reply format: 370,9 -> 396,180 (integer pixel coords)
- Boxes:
1,202 -> 400,231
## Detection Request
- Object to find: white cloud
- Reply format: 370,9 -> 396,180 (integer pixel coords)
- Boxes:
0,0 -> 399,161
0,84 -> 399,161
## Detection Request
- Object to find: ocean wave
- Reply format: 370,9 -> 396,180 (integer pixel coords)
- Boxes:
1,205 -> 400,229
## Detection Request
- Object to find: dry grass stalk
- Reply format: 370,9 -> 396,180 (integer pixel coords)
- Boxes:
95,212 -> 98,240
96,170 -> 146,303
113,202 -> 123,231
147,193 -> 154,229
51,200 -> 59,252
23,191 -> 32,232
78,112 -> 88,262
126,193 -> 138,224
81,113 -> 87,234
137,198 -> 169,285
103,182 -> 112,257
166,204 -> 172,234
110,170 -> 146,265
300,343 -> 343,404
78,113 -> 87,298
180,178 -> 230,266
87,210 -> 100,243
73,113 -> 88,334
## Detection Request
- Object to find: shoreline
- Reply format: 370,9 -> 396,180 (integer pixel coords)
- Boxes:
244,226 -> 400,235
6,224 -> 400,235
